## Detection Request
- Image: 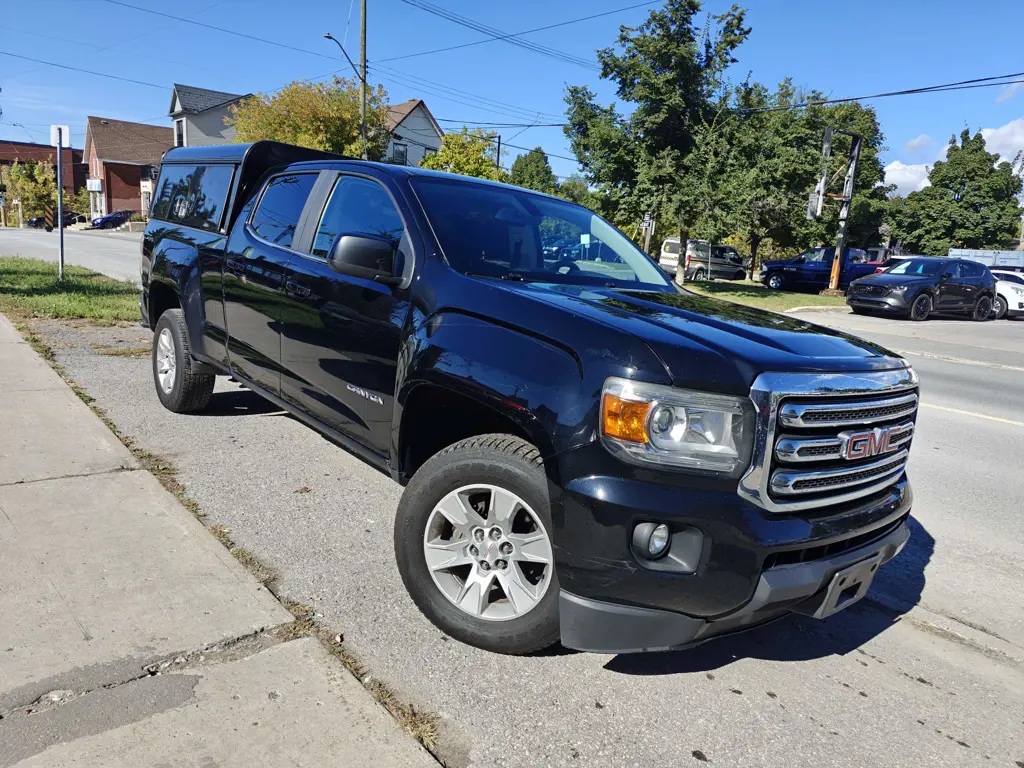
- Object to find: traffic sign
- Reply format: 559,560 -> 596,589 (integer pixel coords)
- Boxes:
44,205 -> 54,230
50,125 -> 71,148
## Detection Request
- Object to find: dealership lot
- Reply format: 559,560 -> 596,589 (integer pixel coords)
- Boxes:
12,300 -> 1018,767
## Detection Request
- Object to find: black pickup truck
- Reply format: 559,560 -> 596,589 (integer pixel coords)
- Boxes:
141,142 -> 917,655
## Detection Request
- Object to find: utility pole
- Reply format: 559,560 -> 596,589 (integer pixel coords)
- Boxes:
808,127 -> 862,295
360,0 -> 367,160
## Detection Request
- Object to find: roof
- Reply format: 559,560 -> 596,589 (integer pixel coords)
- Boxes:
170,83 -> 246,115
84,117 -> 173,166
161,141 -> 344,166
385,99 -> 443,137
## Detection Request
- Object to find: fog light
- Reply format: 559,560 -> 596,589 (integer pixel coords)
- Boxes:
632,522 -> 671,560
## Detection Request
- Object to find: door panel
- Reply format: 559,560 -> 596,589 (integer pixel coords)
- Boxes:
935,262 -> 965,310
222,172 -> 319,394
279,173 -> 410,458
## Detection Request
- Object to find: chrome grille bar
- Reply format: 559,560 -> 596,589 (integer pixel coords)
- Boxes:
779,392 -> 918,428
770,450 -> 909,495
775,422 -> 914,463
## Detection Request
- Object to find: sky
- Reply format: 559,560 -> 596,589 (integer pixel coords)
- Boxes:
1,0 -> 1022,195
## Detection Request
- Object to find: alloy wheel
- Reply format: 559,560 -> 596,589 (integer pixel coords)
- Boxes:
155,328 -> 177,394
423,484 -> 553,621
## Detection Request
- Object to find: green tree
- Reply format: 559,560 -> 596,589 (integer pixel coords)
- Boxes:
1,160 -> 57,222
510,147 -> 556,193
228,76 -> 391,160
563,0 -> 751,247
419,128 -> 508,181
887,129 -> 1023,254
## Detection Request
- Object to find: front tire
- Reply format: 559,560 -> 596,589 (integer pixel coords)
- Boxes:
972,295 -> 993,322
152,308 -> 215,413
394,434 -> 560,655
766,273 -> 784,290
993,295 -> 1008,320
693,268 -> 707,281
909,293 -> 932,321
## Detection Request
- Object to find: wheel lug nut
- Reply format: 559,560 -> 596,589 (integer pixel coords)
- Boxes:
479,561 -> 491,571
495,559 -> 507,570
473,529 -> 485,542
500,542 -> 513,555
489,528 -> 502,541
469,545 -> 479,557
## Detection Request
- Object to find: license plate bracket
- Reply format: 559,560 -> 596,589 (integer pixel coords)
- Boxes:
812,553 -> 883,619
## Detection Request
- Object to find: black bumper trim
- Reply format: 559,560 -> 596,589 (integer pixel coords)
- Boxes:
559,520 -> 910,654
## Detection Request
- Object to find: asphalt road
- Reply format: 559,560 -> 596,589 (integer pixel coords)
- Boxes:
0,228 -> 141,284
23,298 -> 1023,768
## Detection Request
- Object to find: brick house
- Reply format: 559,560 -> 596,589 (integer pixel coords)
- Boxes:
0,140 -> 86,196
83,117 -> 173,219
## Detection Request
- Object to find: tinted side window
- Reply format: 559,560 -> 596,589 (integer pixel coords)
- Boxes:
311,176 -> 405,258
178,165 -> 234,231
960,261 -> 985,278
251,173 -> 318,248
945,262 -> 962,278
151,165 -> 195,222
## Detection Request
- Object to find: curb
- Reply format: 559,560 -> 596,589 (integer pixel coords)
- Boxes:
784,305 -> 851,314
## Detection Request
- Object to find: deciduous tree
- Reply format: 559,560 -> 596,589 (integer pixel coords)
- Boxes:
1,160 -> 57,221
510,148 -> 556,193
419,128 -> 508,182
228,76 -> 391,160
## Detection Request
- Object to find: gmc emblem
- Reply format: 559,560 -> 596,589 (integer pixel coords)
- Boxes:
839,426 -> 898,461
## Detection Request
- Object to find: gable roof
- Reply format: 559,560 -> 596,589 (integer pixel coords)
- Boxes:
385,99 -> 443,138
84,117 -> 173,166
170,83 -> 246,115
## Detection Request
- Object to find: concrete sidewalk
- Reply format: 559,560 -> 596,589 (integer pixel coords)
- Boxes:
0,314 -> 436,767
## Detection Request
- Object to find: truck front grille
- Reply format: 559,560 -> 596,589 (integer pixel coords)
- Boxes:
739,369 -> 918,513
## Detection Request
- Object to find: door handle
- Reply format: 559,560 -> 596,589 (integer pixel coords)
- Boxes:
286,280 -> 311,298
226,258 -> 245,274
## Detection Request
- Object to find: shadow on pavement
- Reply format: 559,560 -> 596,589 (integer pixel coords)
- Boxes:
604,516 -> 933,675
203,388 -> 286,417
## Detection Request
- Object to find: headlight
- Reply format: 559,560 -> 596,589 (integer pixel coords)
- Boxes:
600,377 -> 754,476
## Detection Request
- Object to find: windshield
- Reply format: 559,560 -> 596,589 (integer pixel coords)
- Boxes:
411,177 -> 672,289
887,258 -> 947,276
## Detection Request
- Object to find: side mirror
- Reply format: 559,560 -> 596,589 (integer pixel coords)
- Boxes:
941,272 -> 953,280
328,234 -> 401,287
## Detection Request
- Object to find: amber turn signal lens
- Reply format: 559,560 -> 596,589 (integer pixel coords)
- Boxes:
602,393 -> 650,443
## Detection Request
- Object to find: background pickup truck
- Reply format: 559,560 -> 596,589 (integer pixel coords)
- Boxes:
760,246 -> 876,291
141,141 -> 917,656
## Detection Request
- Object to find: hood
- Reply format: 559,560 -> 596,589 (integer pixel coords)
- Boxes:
851,272 -> 935,288
761,258 -> 796,270
492,282 -> 906,396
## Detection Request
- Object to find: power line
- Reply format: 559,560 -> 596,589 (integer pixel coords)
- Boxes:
436,119 -> 567,127
395,0 -> 598,70
378,1 -> 656,64
0,51 -> 166,89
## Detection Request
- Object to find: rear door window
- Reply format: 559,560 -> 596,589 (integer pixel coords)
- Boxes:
151,164 -> 235,231
250,173 -> 318,249
960,261 -> 985,278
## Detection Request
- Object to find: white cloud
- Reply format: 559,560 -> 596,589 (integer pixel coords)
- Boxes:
996,81 -> 1024,103
903,134 -> 931,154
981,118 -> 1024,164
884,161 -> 931,196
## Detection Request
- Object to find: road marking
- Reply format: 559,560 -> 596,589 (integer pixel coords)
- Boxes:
919,402 -> 1024,427
896,349 -> 1024,372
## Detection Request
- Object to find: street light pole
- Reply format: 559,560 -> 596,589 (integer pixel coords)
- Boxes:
323,32 -> 367,159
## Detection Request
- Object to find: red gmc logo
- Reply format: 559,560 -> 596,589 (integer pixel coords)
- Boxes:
839,426 -> 897,460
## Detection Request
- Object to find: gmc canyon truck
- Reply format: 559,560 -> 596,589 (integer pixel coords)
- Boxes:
141,142 -> 917,655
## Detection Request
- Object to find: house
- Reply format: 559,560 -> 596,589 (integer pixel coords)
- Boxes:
385,99 -> 443,166
0,140 -> 86,197
169,84 -> 248,147
83,117 -> 173,219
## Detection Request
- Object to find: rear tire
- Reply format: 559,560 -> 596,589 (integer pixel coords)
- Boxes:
993,295 -> 1008,320
909,293 -> 932,321
972,295 -> 993,322
394,434 -> 560,655
693,268 -> 707,281
152,308 -> 215,413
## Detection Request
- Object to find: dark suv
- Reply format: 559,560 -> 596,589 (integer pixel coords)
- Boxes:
141,142 -> 917,655
847,257 -> 997,321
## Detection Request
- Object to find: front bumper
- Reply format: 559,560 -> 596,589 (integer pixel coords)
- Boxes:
846,292 -> 912,313
560,519 -> 909,653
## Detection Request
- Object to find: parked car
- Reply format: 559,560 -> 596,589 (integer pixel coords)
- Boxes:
991,269 -> 1024,320
91,209 -> 134,229
658,238 -> 746,281
847,257 -> 997,321
26,211 -> 86,230
760,247 -> 875,291
142,141 -> 918,655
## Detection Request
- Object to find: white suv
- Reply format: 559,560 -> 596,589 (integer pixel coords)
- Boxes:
991,270 -> 1024,319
